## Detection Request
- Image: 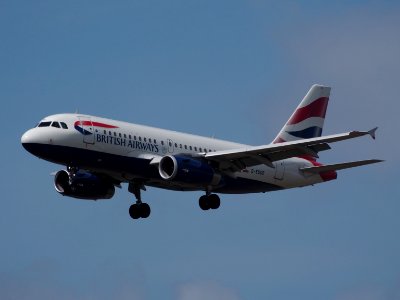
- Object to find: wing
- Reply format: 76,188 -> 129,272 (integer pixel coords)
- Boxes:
204,128 -> 379,171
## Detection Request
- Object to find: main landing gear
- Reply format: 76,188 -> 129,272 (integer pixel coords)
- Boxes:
127,182 -> 222,220
198,193 -> 221,210
128,182 -> 151,219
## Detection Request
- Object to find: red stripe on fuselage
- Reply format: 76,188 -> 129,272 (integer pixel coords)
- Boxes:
287,97 -> 329,125
75,121 -> 119,129
298,155 -> 337,182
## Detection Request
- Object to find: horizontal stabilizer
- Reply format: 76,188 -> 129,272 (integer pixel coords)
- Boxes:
300,159 -> 383,174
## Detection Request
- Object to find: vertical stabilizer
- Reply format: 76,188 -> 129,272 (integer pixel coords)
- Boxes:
273,84 -> 331,144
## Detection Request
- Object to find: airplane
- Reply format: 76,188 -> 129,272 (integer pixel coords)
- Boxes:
21,84 -> 382,220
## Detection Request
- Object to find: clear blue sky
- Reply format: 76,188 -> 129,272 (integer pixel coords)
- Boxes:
1,1 -> 398,299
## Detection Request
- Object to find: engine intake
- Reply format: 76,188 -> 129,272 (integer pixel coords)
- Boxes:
159,155 -> 220,185
54,170 -> 115,200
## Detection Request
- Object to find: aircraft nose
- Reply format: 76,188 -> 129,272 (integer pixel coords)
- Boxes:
21,129 -> 39,154
21,128 -> 36,145
21,130 -> 31,145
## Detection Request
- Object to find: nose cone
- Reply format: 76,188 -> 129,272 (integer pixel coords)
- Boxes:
21,129 -> 40,155
21,129 -> 32,148
21,130 -> 32,145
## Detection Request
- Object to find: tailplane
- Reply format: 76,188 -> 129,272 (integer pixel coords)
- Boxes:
300,159 -> 383,175
273,84 -> 331,143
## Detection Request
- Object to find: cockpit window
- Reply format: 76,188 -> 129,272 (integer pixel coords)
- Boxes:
38,121 -> 51,127
60,122 -> 68,129
51,122 -> 60,128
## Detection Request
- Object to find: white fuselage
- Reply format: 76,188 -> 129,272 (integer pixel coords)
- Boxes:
21,113 -> 324,194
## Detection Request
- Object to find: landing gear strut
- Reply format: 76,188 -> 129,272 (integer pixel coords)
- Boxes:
128,182 -> 151,219
199,193 -> 220,210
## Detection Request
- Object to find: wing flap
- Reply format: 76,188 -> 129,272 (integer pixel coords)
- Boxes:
300,159 -> 383,174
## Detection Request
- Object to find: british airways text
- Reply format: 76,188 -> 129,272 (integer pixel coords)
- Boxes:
96,134 -> 159,153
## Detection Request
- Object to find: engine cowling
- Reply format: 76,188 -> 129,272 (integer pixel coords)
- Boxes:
159,155 -> 220,185
54,170 -> 115,200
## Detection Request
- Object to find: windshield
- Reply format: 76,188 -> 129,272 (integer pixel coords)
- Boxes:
38,121 -> 51,127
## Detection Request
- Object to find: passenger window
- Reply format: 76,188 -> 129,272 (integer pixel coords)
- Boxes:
119,133 -> 122,138
124,134 -> 126,138
139,137 -> 142,141
175,143 -> 178,147
38,121 -> 51,127
51,122 -> 60,128
129,134 -> 132,139
161,141 -> 164,145
104,130 -> 107,134
154,139 -> 157,144
199,148 -> 202,152
189,146 -> 192,150
184,145 -> 187,150
109,131 -> 112,136
144,138 -> 147,142
134,136 -> 137,140
149,138 -> 152,143
60,122 -> 68,129
194,147 -> 197,151
114,132 -> 117,137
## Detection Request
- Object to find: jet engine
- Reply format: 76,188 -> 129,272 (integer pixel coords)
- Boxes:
54,170 -> 115,200
159,155 -> 221,185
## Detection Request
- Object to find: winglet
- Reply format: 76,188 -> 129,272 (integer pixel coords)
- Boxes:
368,127 -> 378,140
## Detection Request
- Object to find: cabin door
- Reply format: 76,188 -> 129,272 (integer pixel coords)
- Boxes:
78,117 -> 95,144
274,161 -> 285,180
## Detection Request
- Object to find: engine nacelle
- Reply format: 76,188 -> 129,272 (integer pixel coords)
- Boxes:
159,155 -> 220,185
54,170 -> 115,200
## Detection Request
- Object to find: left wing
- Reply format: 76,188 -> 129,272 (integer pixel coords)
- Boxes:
204,128 -> 379,171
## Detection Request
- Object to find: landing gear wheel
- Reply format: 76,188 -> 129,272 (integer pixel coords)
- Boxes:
199,195 -> 210,210
209,194 -> 220,209
128,182 -> 152,220
140,203 -> 151,218
129,204 -> 141,219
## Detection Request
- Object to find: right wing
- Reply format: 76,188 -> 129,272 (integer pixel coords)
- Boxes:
204,128 -> 379,171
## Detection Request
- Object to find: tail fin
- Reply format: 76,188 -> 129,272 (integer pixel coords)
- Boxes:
273,84 -> 331,144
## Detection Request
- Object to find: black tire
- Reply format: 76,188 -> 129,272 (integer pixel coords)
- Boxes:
129,204 -> 141,219
209,194 -> 220,209
199,195 -> 210,210
140,203 -> 151,218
